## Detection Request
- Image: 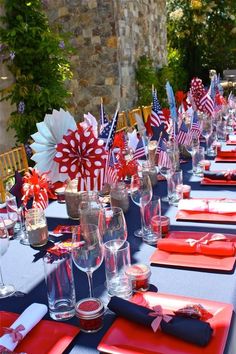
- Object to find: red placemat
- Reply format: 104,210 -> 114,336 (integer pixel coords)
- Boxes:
98,291 -> 233,354
150,231 -> 236,271
0,312 -> 80,354
201,178 -> 236,186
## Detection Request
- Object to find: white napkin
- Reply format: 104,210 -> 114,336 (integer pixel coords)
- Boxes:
178,199 -> 208,211
0,303 -> 48,351
228,134 -> 236,142
208,201 -> 236,214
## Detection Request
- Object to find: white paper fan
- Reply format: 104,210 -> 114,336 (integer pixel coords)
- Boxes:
31,108 -> 77,183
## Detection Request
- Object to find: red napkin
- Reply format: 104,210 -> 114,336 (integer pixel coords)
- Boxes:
158,238 -> 236,257
217,150 -> 236,158
157,239 -> 197,254
199,242 -> 235,257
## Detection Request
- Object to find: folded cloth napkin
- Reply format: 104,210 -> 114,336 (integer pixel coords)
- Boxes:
178,199 -> 208,212
228,135 -> 236,142
157,238 -> 197,254
108,296 -> 213,347
158,238 -> 235,256
199,241 -> 235,256
208,201 -> 236,214
0,303 -> 48,352
203,171 -> 236,181
217,150 -> 236,158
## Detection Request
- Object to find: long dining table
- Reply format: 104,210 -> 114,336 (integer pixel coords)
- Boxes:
1,149 -> 236,354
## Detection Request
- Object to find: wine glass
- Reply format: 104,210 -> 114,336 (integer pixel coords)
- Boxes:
98,206 -> 127,251
72,224 -> 103,298
201,115 -> 213,155
130,174 -> 152,238
0,217 -> 15,298
185,133 -> 200,173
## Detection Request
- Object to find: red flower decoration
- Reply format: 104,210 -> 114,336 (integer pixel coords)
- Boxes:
116,151 -> 138,180
175,91 -> 187,105
113,131 -> 127,149
54,126 -> 107,180
22,168 -> 50,209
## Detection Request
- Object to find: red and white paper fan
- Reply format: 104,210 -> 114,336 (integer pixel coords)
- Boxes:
54,125 -> 107,191
30,109 -> 77,183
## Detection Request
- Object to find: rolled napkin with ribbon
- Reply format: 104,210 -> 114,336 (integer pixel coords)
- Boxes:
0,303 -> 48,352
228,135 -> 236,142
158,233 -> 235,257
217,149 -> 236,158
108,296 -> 213,347
208,201 -> 236,214
178,199 -> 208,212
203,171 -> 236,181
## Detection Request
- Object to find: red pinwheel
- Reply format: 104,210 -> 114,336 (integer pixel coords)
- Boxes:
22,168 -> 50,209
113,131 -> 127,150
54,126 -> 107,181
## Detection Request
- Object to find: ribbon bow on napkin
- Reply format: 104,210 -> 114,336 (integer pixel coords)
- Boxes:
148,305 -> 172,332
2,325 -> 25,343
186,233 -> 226,247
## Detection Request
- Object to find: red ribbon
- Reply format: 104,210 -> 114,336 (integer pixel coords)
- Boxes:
224,170 -> 236,180
2,324 -> 25,343
148,305 -> 172,332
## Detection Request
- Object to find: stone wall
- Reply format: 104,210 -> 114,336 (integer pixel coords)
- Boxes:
46,0 -> 167,118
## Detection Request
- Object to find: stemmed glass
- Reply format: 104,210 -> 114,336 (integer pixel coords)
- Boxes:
0,217 -> 15,298
130,174 -> 152,238
201,115 -> 213,155
185,133 -> 200,173
72,224 -> 103,298
99,207 -> 127,251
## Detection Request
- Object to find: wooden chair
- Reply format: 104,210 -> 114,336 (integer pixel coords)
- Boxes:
0,145 -> 28,202
128,108 -> 142,128
142,105 -> 152,122
116,111 -> 128,132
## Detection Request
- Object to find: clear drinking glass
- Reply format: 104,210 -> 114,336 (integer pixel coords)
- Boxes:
72,224 -> 103,298
130,174 -> 152,238
201,115 -> 213,155
192,146 -> 205,176
143,196 -> 162,245
167,169 -> 183,206
99,207 -> 127,251
185,133 -> 200,173
158,149 -> 175,203
43,251 -> 76,321
0,217 -> 15,298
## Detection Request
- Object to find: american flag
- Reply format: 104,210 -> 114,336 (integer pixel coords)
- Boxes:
104,150 -> 118,184
150,89 -> 165,127
99,98 -> 109,133
99,103 -> 119,151
190,111 -> 201,138
133,137 -> 146,160
157,138 -> 172,168
200,92 -> 214,117
177,120 -> 189,145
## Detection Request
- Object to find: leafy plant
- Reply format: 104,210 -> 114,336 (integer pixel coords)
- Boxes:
0,0 -> 73,143
167,0 -> 236,85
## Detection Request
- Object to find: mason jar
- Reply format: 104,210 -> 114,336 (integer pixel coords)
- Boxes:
110,182 -> 129,213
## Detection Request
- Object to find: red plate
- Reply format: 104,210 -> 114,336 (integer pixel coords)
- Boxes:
201,178 -> 236,186
0,312 -> 80,354
176,198 -> 236,224
98,291 -> 233,354
150,231 -> 236,271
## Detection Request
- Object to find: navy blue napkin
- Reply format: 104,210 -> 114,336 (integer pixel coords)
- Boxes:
108,296 -> 213,347
203,171 -> 236,181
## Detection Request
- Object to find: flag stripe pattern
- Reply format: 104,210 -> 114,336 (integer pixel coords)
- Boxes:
133,138 -> 146,160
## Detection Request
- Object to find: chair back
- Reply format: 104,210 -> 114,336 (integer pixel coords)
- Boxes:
128,108 -> 142,128
0,145 -> 28,202
142,105 -> 152,122
116,111 -> 128,132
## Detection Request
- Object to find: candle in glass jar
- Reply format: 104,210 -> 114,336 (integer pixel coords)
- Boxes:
125,264 -> 151,292
151,215 -> 170,236
75,298 -> 104,333
199,160 -> 211,171
55,187 -> 65,203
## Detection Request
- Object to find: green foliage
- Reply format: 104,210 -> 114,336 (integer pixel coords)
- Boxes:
167,0 -> 236,85
0,0 -> 74,143
136,52 -> 188,107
